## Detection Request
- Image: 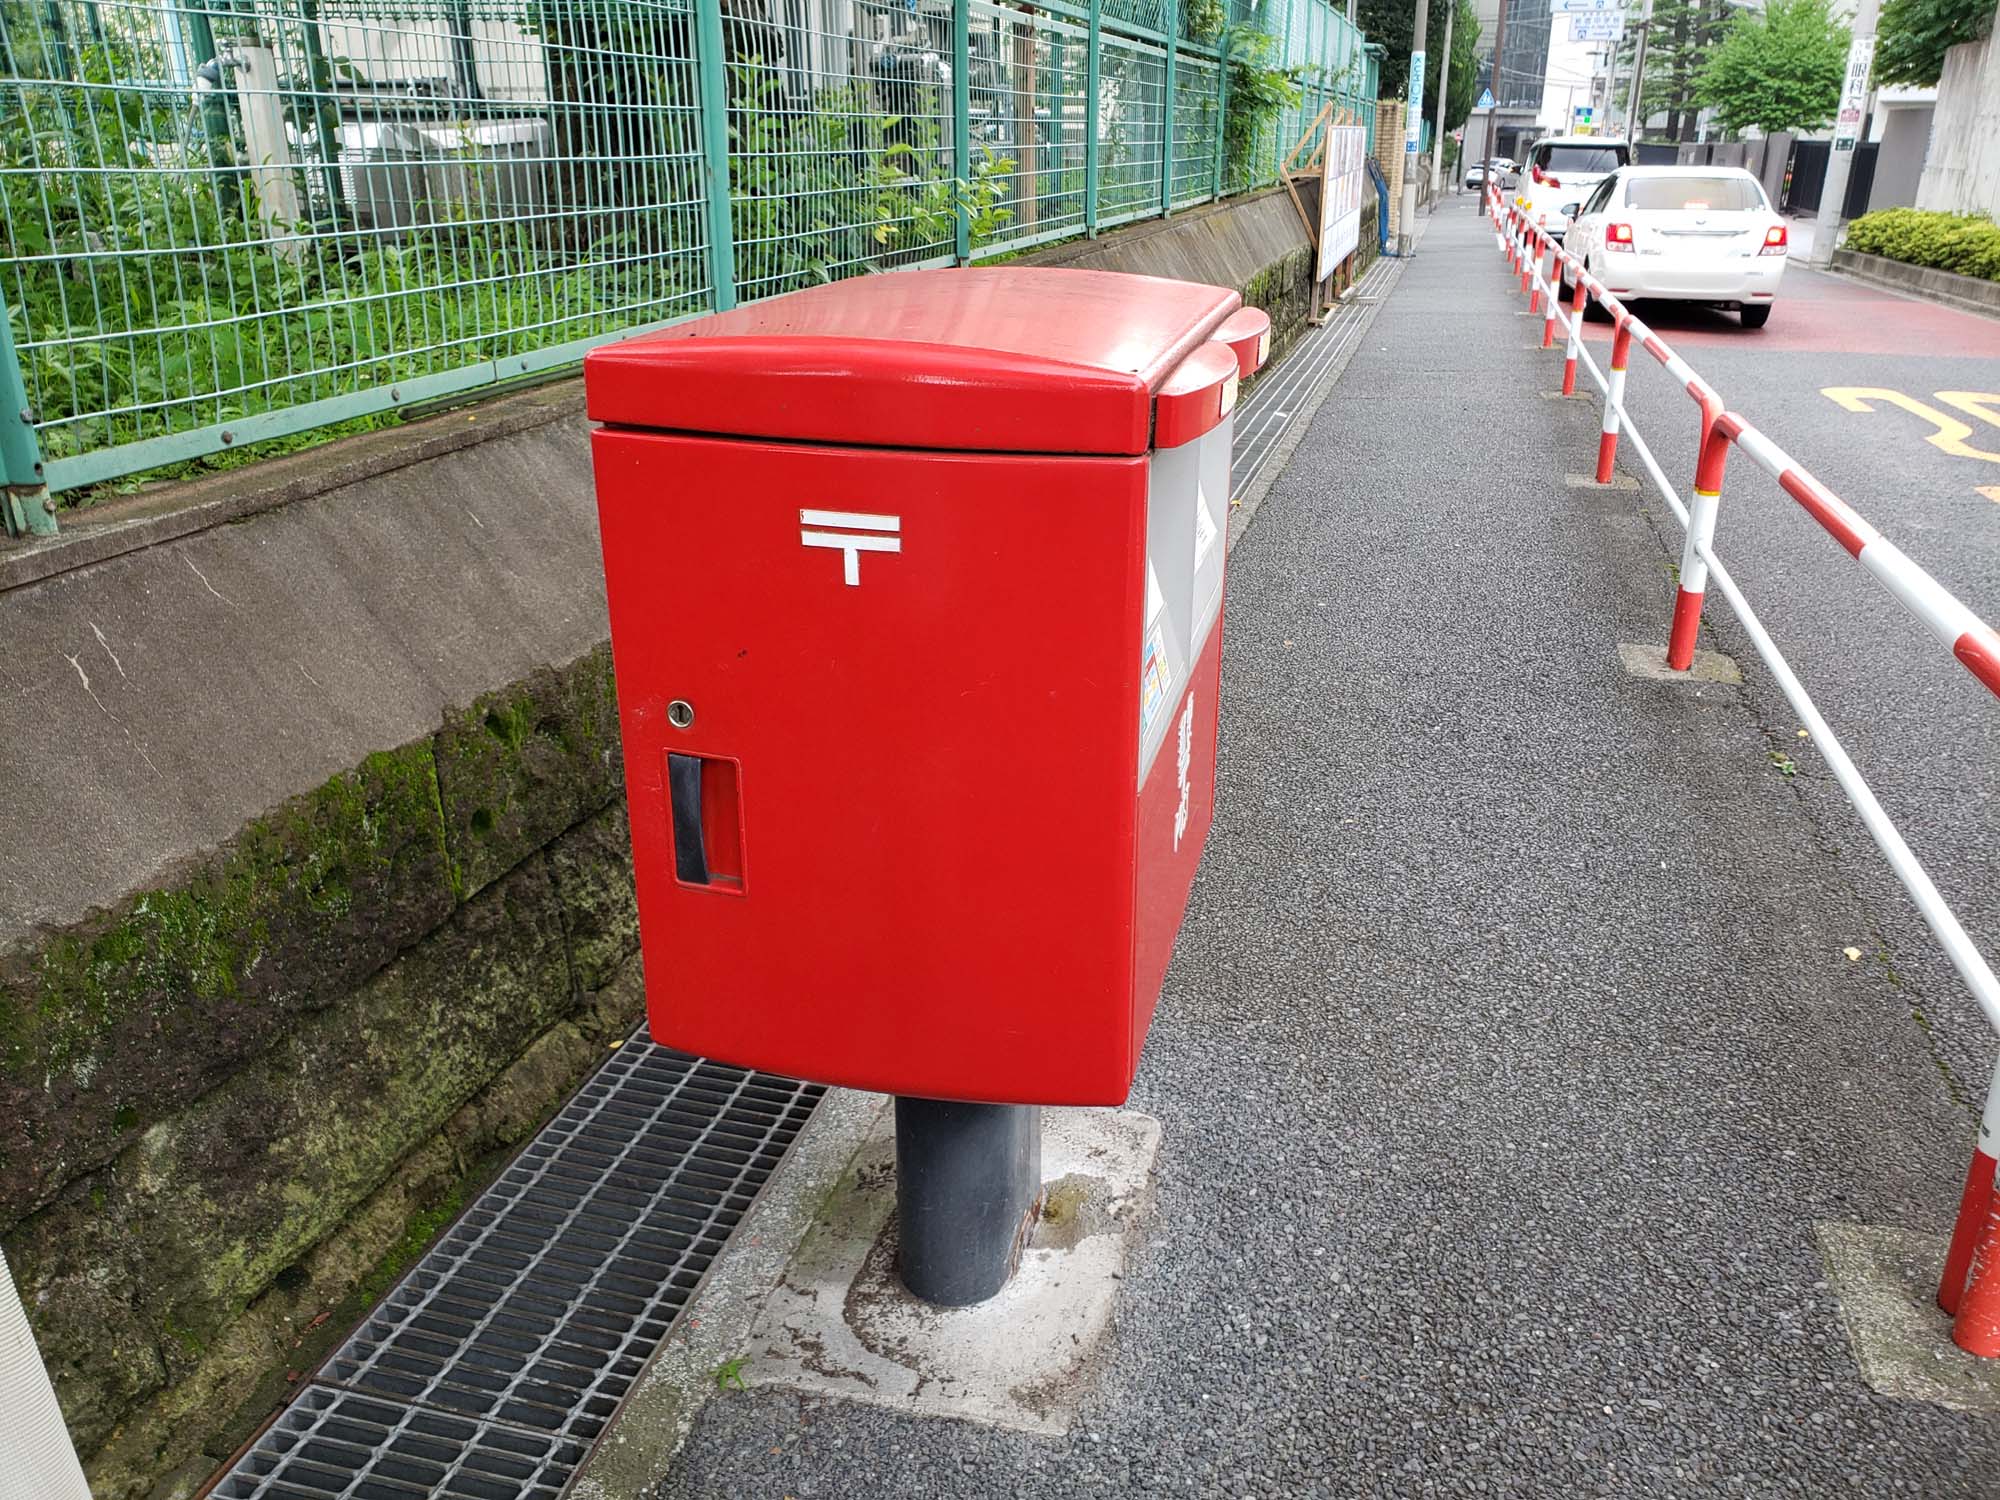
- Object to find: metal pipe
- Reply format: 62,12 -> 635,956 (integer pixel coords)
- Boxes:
895,1098 -> 1042,1307
692,0 -> 737,311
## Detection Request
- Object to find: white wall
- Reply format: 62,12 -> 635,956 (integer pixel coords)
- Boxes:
1916,12 -> 2000,216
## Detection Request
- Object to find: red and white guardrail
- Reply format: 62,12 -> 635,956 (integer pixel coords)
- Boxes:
1486,185 -> 2000,1358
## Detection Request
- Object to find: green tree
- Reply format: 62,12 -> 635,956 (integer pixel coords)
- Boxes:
1695,0 -> 1848,136
1877,0 -> 1996,86
1358,0 -> 1480,143
1612,0 -> 1732,140
1432,0 -> 1483,138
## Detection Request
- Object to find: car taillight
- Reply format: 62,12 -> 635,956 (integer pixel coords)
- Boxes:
1760,223 -> 1788,256
1531,163 -> 1547,185
1607,222 -> 1634,252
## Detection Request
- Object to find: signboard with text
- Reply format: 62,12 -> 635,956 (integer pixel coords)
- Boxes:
1832,35 -> 1876,150
1319,124 -> 1368,280
1570,12 -> 1625,39
1405,52 -> 1426,152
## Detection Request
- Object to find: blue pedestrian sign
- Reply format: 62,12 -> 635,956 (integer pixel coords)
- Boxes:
1478,87 -> 1496,109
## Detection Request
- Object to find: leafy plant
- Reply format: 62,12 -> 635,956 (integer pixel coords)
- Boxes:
1694,0 -> 1848,137
1877,0 -> 1996,86
1183,0 -> 1228,44
1844,208 -> 2000,281
1221,26 -> 1301,191
3,22 -> 695,490
725,64 -> 1012,296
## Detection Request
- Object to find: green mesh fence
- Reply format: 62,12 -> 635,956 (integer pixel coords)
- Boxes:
0,0 -> 1375,501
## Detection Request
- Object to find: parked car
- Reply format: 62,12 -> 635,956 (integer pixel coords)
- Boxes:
1514,136 -> 1631,240
1463,156 -> 1517,189
1558,165 -> 1788,328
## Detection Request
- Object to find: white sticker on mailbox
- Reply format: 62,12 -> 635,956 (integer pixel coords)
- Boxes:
1145,558 -> 1166,625
1193,487 -> 1218,571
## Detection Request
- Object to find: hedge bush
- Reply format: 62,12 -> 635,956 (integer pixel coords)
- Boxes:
1843,208 -> 2000,282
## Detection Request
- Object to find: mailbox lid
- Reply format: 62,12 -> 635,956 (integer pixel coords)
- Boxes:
584,267 -> 1243,456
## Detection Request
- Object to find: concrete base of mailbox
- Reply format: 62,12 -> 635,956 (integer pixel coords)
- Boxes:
738,1106 -> 1162,1434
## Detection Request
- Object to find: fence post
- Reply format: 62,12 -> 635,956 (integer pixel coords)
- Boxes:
1161,1 -> 1179,218
1085,0 -> 1102,235
693,0 -> 738,312
0,295 -> 56,539
1942,1057 -> 2000,1316
1560,273 -> 1585,396
1212,33 -> 1231,201
954,0 -> 972,263
1598,318 -> 1633,483
1668,413 -> 1730,671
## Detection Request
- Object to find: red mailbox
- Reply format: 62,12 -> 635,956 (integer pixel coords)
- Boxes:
586,267 -> 1269,1106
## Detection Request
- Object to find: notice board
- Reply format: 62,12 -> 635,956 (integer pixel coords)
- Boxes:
1317,125 -> 1367,281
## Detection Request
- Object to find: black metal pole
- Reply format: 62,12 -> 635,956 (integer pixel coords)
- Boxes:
894,1097 -> 1042,1307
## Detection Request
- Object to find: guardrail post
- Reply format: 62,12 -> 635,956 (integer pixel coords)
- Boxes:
693,0 -> 738,313
1085,0 -> 1102,236
0,294 -> 56,539
1597,319 -> 1634,483
1943,1057 -> 2000,1318
1560,274 -> 1586,396
953,0 -> 972,264
1668,417 -> 1731,671
1161,1 -> 1179,218
1541,259 -> 1558,348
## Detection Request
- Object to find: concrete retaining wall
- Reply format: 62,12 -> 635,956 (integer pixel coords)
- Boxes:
1917,23 -> 2000,219
0,187 -> 1319,1499
1830,247 -> 2000,317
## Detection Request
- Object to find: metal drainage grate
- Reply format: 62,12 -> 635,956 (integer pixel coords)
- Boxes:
1230,248 -> 1395,499
211,1038 -> 823,1500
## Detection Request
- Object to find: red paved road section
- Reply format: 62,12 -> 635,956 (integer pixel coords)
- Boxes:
1579,262 -> 2000,358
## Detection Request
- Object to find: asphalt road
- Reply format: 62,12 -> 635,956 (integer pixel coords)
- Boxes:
1573,254 -> 2000,1099
658,213 -> 2000,1497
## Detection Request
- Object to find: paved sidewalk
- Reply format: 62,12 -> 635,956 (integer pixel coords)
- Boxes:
660,209 -> 2000,1497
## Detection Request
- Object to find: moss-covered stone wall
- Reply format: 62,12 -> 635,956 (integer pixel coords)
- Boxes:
1,646 -> 641,1500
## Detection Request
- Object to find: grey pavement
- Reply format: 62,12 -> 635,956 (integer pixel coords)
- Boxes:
657,209 -> 2000,1498
1566,260 -> 2000,1103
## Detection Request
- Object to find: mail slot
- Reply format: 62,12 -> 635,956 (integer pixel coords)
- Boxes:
586,267 -> 1270,1105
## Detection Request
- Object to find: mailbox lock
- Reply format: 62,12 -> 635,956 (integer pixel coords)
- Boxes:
667,699 -> 695,729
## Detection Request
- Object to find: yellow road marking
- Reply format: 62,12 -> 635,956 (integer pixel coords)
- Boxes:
1820,387 -> 2000,465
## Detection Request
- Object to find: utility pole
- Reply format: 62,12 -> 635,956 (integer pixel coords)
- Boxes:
1624,0 -> 1652,145
1480,0 -> 1508,215
1399,0 -> 1432,255
1810,0 -> 1880,267
1430,0 -> 1455,196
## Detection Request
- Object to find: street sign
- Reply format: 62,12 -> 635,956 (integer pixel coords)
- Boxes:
1477,86 -> 1495,108
1551,0 -> 1625,13
1406,51 -> 1426,153
1831,35 -> 1876,152
1571,12 -> 1625,39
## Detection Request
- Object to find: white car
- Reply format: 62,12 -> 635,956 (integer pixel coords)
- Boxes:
1558,165 -> 1788,328
1513,136 -> 1631,241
